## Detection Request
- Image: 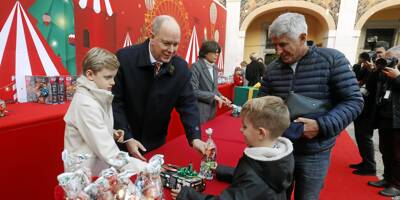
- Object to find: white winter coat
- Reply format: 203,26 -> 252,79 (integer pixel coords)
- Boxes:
63,76 -> 147,176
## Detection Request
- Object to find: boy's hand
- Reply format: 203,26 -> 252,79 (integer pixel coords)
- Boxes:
192,139 -> 206,155
113,129 -> 124,143
171,187 -> 182,200
126,139 -> 147,161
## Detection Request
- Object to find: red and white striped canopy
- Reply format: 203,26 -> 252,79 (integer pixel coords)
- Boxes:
123,32 -> 133,47
185,25 -> 199,65
0,1 -> 68,102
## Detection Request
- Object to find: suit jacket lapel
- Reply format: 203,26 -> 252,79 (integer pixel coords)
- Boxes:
199,59 -> 214,89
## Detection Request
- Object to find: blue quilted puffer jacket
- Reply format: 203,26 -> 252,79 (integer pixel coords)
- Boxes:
258,46 -> 363,154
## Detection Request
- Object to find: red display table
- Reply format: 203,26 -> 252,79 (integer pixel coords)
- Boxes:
0,83 -> 235,199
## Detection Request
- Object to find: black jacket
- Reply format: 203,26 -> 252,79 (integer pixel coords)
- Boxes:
177,145 -> 294,200
245,60 -> 264,86
112,40 -> 201,151
258,46 -> 363,154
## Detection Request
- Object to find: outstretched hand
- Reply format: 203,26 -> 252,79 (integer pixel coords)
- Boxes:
125,139 -> 147,161
192,139 -> 207,155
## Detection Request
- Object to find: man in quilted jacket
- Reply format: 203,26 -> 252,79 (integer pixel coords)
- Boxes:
258,12 -> 363,200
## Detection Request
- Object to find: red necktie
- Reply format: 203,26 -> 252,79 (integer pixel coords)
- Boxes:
154,62 -> 161,75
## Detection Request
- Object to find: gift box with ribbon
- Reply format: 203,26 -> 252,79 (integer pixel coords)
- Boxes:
233,83 -> 260,106
160,163 -> 206,192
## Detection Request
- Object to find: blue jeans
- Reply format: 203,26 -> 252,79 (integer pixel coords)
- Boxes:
288,149 -> 332,200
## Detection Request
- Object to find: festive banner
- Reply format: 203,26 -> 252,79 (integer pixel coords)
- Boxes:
0,0 -> 226,102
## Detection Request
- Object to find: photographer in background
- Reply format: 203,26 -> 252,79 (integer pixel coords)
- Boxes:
350,52 -> 377,176
367,45 -> 400,197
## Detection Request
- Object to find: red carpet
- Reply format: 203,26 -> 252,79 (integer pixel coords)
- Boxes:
321,132 -> 389,199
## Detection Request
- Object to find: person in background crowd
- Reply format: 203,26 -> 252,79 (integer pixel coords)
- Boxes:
171,96 -> 294,200
112,15 -> 206,161
240,61 -> 248,86
350,52 -> 377,176
258,57 -> 267,74
191,40 -> 231,124
63,47 -> 147,176
366,45 -> 400,197
258,12 -> 363,200
245,53 -> 264,86
233,66 -> 244,86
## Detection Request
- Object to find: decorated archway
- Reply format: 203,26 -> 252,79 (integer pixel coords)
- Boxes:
355,0 -> 400,30
240,1 -> 336,33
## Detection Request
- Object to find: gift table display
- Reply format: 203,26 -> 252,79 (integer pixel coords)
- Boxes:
57,151 -> 165,200
233,86 -> 259,106
25,75 -> 78,104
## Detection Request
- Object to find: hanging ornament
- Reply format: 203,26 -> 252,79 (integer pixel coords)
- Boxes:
144,0 -> 155,11
42,12 -> 51,26
210,2 -> 217,25
68,34 -> 76,46
214,29 -> 219,42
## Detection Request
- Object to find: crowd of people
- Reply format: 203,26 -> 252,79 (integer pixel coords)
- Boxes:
62,11 -> 400,199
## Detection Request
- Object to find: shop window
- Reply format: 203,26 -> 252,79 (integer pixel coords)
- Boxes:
364,28 -> 395,50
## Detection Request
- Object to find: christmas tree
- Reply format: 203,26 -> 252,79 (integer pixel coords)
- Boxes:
29,0 -> 76,75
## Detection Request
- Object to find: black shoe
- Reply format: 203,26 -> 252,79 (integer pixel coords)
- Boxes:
368,179 -> 388,188
349,162 -> 363,169
379,187 -> 400,197
352,168 -> 376,176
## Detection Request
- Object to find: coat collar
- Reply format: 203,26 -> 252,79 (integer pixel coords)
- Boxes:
75,76 -> 114,111
137,39 -> 153,68
198,58 -> 216,83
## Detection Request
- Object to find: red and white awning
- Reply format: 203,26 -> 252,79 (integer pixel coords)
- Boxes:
185,26 -> 199,65
0,1 -> 68,102
217,48 -> 224,72
123,32 -> 132,47
78,0 -> 113,16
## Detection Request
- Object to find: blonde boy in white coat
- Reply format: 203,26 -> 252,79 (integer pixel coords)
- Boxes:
63,47 -> 147,175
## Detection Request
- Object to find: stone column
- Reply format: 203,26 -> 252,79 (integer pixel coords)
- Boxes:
334,0 -> 359,64
224,0 -> 245,76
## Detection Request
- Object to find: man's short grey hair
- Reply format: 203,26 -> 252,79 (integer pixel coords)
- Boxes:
269,12 -> 308,40
151,15 -> 180,35
387,45 -> 400,58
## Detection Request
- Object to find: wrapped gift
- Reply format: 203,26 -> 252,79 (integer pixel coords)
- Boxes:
0,99 -> 7,117
160,163 -> 205,192
233,86 -> 259,106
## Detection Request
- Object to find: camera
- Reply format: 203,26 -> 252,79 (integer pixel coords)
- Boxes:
375,57 -> 399,71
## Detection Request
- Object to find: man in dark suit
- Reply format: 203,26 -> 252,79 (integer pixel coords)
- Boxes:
112,15 -> 206,160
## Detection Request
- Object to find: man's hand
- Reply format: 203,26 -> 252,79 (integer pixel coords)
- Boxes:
383,66 -> 400,79
361,61 -> 374,71
125,139 -> 147,161
295,117 -> 319,139
171,187 -> 181,200
192,139 -> 207,155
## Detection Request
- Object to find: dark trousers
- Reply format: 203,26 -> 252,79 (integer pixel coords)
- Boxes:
354,117 -> 376,170
378,128 -> 400,189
